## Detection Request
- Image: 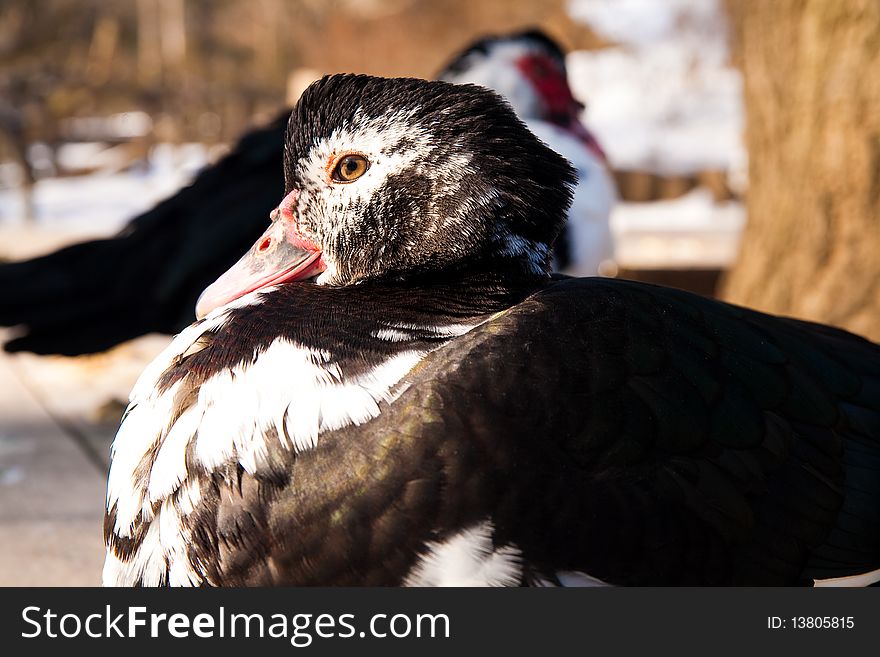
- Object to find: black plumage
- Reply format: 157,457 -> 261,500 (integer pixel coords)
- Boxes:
107,276 -> 880,586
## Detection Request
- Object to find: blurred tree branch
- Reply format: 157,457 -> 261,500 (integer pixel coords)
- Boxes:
0,0 -> 604,149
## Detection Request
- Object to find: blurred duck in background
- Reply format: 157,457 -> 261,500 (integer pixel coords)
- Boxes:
0,29 -> 613,356
439,29 -> 616,277
0,115 -> 287,355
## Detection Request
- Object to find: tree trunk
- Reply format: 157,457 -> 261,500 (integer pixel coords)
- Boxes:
137,0 -> 162,86
722,0 -> 880,341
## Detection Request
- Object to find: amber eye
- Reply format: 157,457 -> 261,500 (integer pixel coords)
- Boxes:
331,154 -> 369,182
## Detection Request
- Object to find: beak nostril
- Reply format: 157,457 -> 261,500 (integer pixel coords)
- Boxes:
258,237 -> 272,252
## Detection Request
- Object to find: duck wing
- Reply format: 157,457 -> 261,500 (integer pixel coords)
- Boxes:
378,277 -> 880,585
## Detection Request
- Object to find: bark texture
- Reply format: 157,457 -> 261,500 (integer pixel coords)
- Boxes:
722,0 -> 880,341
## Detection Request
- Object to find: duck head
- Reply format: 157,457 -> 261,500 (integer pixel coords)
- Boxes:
438,29 -> 607,162
196,74 -> 575,319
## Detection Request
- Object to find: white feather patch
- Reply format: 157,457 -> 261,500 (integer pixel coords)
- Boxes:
533,571 -> 612,587
105,294 -> 433,585
404,521 -> 522,587
526,119 -> 616,277
105,293 -> 257,537
439,40 -> 545,119
813,567 -> 880,587
372,328 -> 412,342
103,501 -> 202,587
183,341 -> 426,470
147,406 -> 201,503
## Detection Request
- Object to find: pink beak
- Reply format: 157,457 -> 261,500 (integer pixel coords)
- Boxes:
195,190 -> 326,319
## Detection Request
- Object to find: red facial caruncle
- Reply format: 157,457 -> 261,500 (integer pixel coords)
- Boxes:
516,53 -> 608,164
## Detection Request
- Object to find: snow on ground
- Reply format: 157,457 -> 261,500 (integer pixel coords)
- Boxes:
567,0 -> 746,268
0,144 -> 210,259
568,0 -> 744,176
613,188 -> 744,268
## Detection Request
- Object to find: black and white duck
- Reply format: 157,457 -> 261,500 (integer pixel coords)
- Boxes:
104,74 -> 880,587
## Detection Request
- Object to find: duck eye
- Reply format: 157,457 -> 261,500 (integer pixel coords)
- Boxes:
331,154 -> 369,182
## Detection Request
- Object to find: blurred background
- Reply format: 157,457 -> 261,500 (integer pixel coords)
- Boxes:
0,0 -> 744,265
0,0 -> 877,585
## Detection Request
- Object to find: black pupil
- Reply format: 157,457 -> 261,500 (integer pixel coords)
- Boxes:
344,158 -> 358,174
